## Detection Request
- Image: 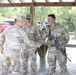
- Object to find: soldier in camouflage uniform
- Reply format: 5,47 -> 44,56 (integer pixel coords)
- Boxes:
0,16 -> 34,75
42,14 -> 69,75
22,14 -> 40,75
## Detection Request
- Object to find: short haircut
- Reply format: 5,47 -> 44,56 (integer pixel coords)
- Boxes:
48,14 -> 56,19
14,18 -> 17,23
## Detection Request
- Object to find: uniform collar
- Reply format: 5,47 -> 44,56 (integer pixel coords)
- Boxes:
49,23 -> 56,29
14,25 -> 21,29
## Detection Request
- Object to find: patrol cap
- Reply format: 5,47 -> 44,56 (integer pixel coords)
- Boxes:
26,14 -> 32,19
16,16 -> 26,22
48,14 -> 56,19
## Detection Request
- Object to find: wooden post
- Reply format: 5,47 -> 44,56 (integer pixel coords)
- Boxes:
30,3 -> 35,24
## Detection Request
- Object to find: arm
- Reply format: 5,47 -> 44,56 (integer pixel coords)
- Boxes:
20,29 -> 34,47
0,31 -> 5,53
34,26 -> 41,42
61,27 -> 69,44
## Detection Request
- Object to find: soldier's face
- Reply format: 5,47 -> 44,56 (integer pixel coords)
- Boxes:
19,21 -> 25,27
26,18 -> 32,25
48,17 -> 55,25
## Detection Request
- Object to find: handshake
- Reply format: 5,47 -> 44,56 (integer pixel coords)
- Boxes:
45,35 -> 54,42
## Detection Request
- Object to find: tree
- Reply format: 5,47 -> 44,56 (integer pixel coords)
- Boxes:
0,6 -> 76,32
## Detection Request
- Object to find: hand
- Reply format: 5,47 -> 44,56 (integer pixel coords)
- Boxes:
37,42 -> 40,48
0,50 -> 3,54
27,50 -> 33,56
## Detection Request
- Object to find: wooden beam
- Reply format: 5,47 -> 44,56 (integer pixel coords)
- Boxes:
0,2 -> 76,7
19,0 -> 23,3
32,0 -> 34,3
0,3 -> 30,7
34,2 -> 76,6
45,0 -> 48,2
0,0 -> 2,3
8,0 -> 12,4
32,0 -> 35,6
30,3 -> 35,24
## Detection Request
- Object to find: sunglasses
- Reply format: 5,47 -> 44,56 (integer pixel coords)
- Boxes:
38,22 -> 41,24
26,18 -> 31,20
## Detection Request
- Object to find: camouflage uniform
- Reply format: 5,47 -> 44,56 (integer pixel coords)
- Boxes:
42,23 -> 69,75
22,25 -> 40,75
0,24 -> 33,75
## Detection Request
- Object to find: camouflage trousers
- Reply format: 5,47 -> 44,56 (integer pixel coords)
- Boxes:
0,50 -> 20,75
21,47 -> 37,75
47,47 -> 68,75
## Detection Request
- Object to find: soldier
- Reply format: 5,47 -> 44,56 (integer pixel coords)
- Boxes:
0,16 -> 34,75
37,20 -> 43,31
43,14 -> 69,75
22,14 -> 40,75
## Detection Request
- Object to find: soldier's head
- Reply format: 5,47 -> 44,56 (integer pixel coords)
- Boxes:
48,14 -> 56,26
15,16 -> 26,28
25,14 -> 32,26
37,20 -> 43,25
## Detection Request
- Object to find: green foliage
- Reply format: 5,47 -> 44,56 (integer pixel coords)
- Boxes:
0,7 -> 30,21
0,6 -> 76,32
35,7 -> 75,32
